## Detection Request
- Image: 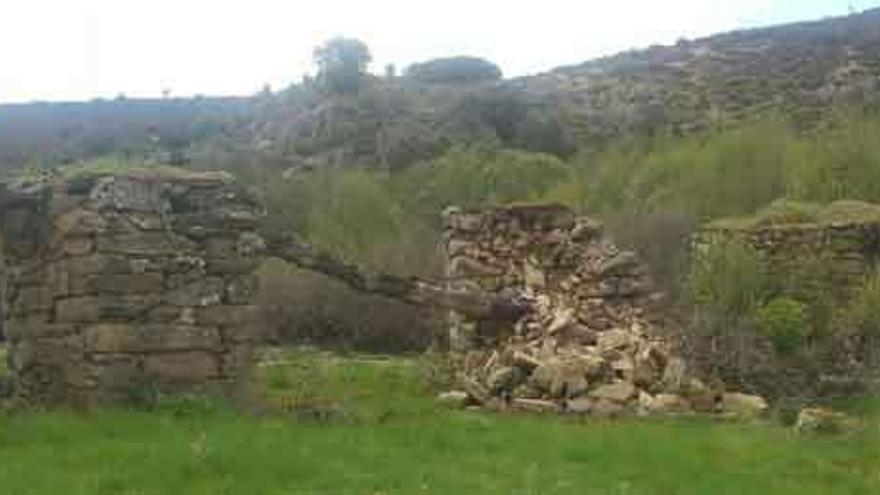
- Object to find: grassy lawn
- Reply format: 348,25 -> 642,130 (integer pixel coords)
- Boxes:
0,348 -> 877,495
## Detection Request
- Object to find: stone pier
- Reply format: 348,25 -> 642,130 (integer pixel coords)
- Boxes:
0,169 -> 265,405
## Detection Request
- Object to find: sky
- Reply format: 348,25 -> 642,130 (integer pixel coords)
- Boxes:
0,0 -> 877,103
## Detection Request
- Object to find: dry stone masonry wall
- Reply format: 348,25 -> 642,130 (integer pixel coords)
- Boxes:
693,214 -> 880,397
0,169 -> 265,405
696,221 -> 880,301
442,204 -> 763,417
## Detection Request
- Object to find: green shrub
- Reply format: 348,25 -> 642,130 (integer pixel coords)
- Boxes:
513,107 -> 577,158
585,109 -> 880,222
305,169 -> 405,260
395,146 -> 574,219
687,238 -> 767,322
754,297 -> 809,355
587,117 -> 791,220
840,272 -> 880,337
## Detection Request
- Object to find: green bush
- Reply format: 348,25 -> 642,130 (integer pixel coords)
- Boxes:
687,238 -> 767,323
840,272 -> 880,337
513,107 -> 577,158
586,117 -> 791,220
754,297 -> 809,355
585,109 -> 880,222
305,169 -> 405,260
396,146 -> 574,218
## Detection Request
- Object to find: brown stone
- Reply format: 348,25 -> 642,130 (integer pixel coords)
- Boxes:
56,237 -> 93,257
206,258 -> 260,276
597,328 -> 631,354
225,275 -> 258,305
97,232 -> 196,256
460,375 -> 491,404
218,345 -> 255,378
529,356 -> 597,399
589,381 -> 636,403
662,357 -> 687,391
721,392 -> 769,420
163,278 -> 224,307
449,257 -> 501,277
640,392 -> 693,415
195,305 -> 260,327
54,295 -> 158,322
565,397 -> 593,414
88,357 -> 142,391
11,286 -> 53,316
547,308 -> 575,335
127,213 -> 164,231
487,366 -> 520,393
54,208 -> 108,236
794,407 -> 862,435
511,398 -> 559,413
523,261 -> 546,289
449,213 -> 483,232
85,273 -> 165,295
5,318 -> 77,341
143,352 -> 219,383
84,324 -> 221,353
146,305 -> 196,324
437,390 -> 470,408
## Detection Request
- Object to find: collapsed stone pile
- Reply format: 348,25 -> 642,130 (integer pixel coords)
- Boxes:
443,204 -> 766,417
1,168 -> 265,405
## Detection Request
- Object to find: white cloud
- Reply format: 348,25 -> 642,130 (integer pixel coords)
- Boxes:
0,0 -> 867,102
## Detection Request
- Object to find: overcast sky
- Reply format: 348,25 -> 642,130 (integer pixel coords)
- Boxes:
1,0 -> 877,103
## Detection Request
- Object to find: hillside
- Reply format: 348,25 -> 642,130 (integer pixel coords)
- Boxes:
0,96 -> 255,172
2,8 -> 880,173
514,7 -> 880,143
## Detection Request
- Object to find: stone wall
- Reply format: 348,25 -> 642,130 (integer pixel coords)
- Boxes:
0,169 -> 265,405
696,221 -> 880,301
690,219 -> 880,398
441,204 -> 747,416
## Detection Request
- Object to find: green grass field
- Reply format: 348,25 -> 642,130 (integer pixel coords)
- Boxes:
0,348 -> 878,494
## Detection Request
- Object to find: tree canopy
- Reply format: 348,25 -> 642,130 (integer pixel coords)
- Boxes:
405,56 -> 502,84
313,37 -> 372,94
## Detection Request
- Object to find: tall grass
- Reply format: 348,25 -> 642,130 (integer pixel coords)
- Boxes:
0,352 -> 877,495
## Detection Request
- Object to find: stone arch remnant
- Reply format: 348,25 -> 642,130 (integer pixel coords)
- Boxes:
0,168 -> 526,406
0,169 -> 266,405
0,169 -> 765,416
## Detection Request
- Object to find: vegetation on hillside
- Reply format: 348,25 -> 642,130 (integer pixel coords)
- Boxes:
405,56 -> 502,84
313,37 -> 373,94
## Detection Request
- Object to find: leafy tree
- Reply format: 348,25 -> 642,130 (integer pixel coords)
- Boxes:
405,56 -> 502,84
313,37 -> 372,94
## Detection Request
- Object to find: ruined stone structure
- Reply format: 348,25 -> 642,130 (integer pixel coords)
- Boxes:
0,171 -> 768,415
690,204 -> 880,397
0,169 -> 265,405
441,204 -> 741,416
697,216 -> 880,302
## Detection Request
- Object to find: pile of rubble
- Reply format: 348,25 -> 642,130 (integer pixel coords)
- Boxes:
442,204 -> 767,417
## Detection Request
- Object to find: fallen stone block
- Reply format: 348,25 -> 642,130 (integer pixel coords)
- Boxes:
794,407 -> 862,435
